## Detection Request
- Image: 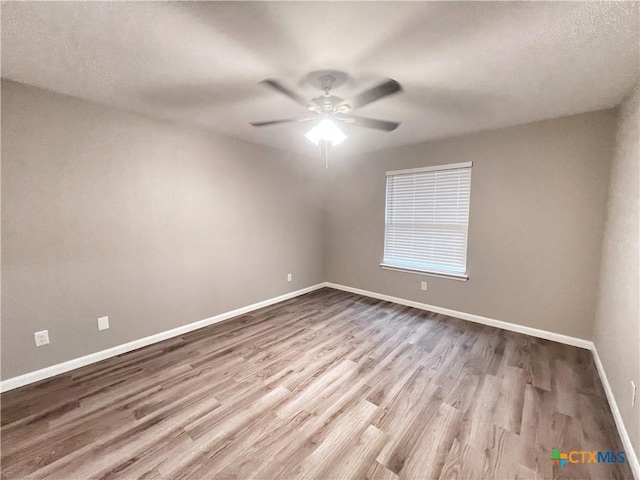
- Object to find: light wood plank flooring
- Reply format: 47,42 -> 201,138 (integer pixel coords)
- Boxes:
1,288 -> 632,479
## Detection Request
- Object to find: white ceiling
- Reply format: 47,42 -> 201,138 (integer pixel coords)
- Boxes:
2,1 -> 639,156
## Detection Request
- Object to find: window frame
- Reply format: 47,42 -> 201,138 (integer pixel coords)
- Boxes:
380,161 -> 472,281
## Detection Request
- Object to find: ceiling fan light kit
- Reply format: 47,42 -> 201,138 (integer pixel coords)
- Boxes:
304,119 -> 347,146
250,70 -> 403,167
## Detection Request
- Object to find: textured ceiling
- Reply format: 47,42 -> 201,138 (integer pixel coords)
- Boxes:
2,1 -> 639,156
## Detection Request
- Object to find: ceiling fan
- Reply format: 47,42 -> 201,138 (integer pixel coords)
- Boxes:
249,70 -> 403,147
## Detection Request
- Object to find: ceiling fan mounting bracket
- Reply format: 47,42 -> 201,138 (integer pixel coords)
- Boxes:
320,75 -> 334,94
305,70 -> 349,92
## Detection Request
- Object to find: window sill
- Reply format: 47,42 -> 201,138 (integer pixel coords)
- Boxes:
379,263 -> 469,281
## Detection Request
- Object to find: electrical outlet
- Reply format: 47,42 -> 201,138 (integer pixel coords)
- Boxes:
632,381 -> 637,408
34,330 -> 49,347
98,316 -> 109,331
421,281 -> 428,291
287,273 -> 292,282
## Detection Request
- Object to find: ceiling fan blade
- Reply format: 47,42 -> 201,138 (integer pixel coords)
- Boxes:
339,79 -> 402,111
260,79 -> 311,109
250,117 -> 316,127
250,118 -> 300,127
340,115 -> 400,132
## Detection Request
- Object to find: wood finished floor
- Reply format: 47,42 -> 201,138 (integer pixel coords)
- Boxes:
1,288 -> 631,480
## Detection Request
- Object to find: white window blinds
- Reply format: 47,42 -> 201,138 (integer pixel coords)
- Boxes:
382,162 -> 472,279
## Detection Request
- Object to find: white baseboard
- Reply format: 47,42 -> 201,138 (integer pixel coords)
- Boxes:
0,283 -> 325,393
325,282 -> 593,349
325,282 -> 638,479
592,347 -> 640,480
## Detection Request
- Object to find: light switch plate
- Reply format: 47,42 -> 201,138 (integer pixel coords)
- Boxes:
98,316 -> 109,331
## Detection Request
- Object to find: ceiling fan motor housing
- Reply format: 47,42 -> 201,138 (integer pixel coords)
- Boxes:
312,94 -> 345,112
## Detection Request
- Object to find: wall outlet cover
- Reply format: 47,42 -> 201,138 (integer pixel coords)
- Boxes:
34,330 -> 49,347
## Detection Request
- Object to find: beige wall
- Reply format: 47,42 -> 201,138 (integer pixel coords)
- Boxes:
1,80 -> 325,380
594,83 -> 640,457
1,78 -> 628,391
326,110 -> 616,339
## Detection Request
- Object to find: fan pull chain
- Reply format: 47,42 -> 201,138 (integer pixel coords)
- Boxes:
319,139 -> 332,169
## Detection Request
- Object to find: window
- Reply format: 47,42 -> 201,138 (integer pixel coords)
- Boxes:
381,162 -> 472,279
